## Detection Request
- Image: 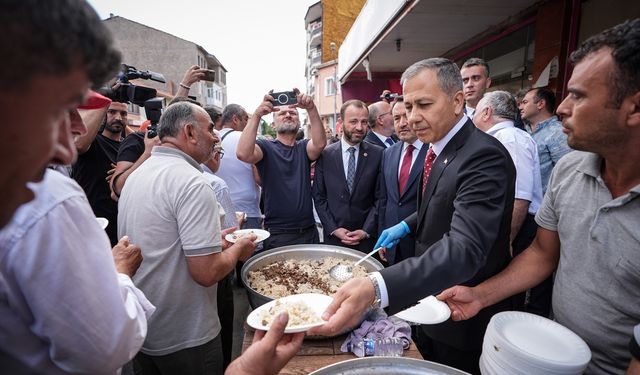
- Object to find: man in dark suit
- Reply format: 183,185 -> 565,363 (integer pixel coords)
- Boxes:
377,97 -> 427,265
313,99 -> 384,253
364,100 -> 397,148
310,58 -> 515,374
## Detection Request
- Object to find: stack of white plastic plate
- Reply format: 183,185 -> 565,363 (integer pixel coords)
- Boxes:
480,312 -> 591,375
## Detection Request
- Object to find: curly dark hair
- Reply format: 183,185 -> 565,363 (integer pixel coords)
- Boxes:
571,18 -> 640,108
0,0 -> 121,90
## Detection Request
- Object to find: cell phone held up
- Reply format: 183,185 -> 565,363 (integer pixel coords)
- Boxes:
270,91 -> 297,106
201,69 -> 216,82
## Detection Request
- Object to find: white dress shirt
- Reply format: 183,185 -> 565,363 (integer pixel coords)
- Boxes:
0,169 -> 154,374
487,120 -> 542,214
465,105 -> 476,118
372,130 -> 394,147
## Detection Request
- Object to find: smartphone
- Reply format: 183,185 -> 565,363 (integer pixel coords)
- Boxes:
270,91 -> 298,106
202,69 -> 216,82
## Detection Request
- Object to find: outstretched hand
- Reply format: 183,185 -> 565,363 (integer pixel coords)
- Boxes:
225,312 -> 304,375
180,65 -> 206,87
436,285 -> 484,321
293,88 -> 316,111
254,92 -> 277,118
308,276 -> 374,337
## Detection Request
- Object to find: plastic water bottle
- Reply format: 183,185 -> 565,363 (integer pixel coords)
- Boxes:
348,337 -> 404,357
347,338 -> 376,356
374,337 -> 404,357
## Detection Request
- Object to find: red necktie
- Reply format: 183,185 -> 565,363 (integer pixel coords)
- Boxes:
398,144 -> 415,194
422,147 -> 436,193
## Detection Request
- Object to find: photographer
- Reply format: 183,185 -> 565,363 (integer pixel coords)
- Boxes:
237,89 -> 326,250
74,89 -> 127,246
110,65 -> 209,200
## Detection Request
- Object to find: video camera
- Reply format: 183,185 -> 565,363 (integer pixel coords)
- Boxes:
144,98 -> 164,138
114,64 -> 166,106
114,64 -> 166,138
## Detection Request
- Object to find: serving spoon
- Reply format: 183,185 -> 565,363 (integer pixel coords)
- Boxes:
329,247 -> 383,282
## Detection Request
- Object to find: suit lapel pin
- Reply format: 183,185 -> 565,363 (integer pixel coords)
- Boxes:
443,158 -> 448,164
363,153 -> 368,157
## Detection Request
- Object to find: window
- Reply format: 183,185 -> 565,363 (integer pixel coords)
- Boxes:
325,77 -> 336,96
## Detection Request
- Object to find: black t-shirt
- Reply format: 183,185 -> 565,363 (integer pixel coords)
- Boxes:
117,132 -> 145,163
72,134 -> 120,246
256,138 -> 315,229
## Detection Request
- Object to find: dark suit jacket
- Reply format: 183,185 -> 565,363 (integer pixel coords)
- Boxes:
364,130 -> 397,149
378,141 -> 428,264
380,119 -> 516,351
312,141 -> 384,253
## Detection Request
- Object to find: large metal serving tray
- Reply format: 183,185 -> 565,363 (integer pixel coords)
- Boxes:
309,357 -> 471,375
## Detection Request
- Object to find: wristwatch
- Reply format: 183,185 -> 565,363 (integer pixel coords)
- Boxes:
367,274 -> 382,309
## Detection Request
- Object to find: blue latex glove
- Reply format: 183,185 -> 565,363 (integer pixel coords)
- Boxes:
375,221 -> 410,249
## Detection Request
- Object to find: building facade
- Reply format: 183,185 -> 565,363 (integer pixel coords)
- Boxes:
337,0 -> 639,105
305,0 -> 365,132
104,16 -> 227,123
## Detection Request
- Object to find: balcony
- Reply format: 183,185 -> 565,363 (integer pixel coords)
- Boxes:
308,55 -> 321,71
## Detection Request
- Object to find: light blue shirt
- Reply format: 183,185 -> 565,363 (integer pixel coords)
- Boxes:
527,116 -> 572,194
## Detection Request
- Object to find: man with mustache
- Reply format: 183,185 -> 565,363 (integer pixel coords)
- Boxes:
237,89 -> 327,250
313,100 -> 384,253
74,98 -> 128,246
377,97 -> 427,265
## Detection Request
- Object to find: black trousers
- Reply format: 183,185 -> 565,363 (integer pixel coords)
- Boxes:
262,225 -> 319,251
133,336 -> 222,375
414,328 -> 481,375
216,272 -> 234,371
511,213 -> 553,317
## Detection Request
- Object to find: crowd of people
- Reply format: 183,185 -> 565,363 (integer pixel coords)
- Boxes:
0,0 -> 638,374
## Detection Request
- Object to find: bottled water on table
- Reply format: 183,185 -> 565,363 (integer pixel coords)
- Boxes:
347,337 -> 404,357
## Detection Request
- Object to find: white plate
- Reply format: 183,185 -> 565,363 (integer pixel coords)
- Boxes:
225,229 -> 270,243
393,296 -> 451,325
96,217 -> 109,230
246,293 -> 332,333
489,311 -> 591,369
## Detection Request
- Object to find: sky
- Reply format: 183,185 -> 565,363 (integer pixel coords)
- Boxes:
87,0 -> 319,115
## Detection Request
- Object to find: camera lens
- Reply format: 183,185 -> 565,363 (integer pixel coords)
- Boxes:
277,93 -> 288,104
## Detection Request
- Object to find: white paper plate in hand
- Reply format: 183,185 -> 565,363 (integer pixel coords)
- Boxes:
393,295 -> 451,324
225,229 -> 270,243
96,217 -> 109,230
247,293 -> 332,333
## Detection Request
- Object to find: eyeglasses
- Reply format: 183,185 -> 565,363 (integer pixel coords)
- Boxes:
214,144 -> 224,159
